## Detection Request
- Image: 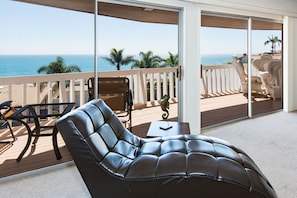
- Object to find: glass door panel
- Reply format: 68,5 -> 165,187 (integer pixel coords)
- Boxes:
250,19 -> 283,116
97,2 -> 180,133
200,14 -> 249,128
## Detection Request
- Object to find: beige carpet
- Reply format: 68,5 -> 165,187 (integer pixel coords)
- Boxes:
1,111 -> 296,198
203,111 -> 297,198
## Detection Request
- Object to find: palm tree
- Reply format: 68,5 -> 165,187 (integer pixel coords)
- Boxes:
37,56 -> 81,74
264,35 -> 282,54
161,52 -> 178,67
37,56 -> 81,98
131,51 -> 162,69
103,48 -> 134,70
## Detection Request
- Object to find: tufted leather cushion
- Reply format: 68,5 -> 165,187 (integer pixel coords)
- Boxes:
56,99 -> 277,198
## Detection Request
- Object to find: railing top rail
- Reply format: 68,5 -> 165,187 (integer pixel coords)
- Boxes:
0,67 -> 179,84
202,64 -> 233,70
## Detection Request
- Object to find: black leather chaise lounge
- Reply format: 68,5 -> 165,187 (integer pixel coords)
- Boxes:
56,99 -> 277,198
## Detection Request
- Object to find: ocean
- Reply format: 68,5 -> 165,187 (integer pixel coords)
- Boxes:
0,54 -> 236,77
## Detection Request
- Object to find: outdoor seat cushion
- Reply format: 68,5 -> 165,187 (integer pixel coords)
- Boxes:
56,99 -> 277,198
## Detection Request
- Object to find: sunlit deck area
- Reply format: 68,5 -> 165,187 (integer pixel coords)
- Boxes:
0,98 -> 178,178
0,92 -> 282,178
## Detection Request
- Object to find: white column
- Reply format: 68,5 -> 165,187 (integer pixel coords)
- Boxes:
283,16 -> 297,112
179,4 -> 201,134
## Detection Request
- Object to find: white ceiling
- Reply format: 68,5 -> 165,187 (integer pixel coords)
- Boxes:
13,0 -> 282,29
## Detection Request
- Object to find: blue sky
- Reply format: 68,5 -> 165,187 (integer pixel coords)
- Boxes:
0,0 -> 281,56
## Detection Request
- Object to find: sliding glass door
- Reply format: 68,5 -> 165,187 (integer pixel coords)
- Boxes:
200,13 -> 283,128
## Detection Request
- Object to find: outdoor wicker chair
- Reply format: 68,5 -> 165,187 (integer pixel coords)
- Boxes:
232,56 -> 263,94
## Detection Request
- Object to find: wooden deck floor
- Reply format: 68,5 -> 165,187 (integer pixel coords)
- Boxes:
0,93 -> 282,178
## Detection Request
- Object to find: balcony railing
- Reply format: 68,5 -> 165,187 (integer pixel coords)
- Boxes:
201,63 -> 260,96
0,65 -> 252,108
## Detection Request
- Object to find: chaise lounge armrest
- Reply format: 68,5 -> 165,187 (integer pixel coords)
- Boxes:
56,99 -> 277,198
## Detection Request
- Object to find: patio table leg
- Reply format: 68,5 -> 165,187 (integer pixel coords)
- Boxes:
32,120 -> 41,144
52,125 -> 62,160
16,122 -> 32,162
32,128 -> 40,144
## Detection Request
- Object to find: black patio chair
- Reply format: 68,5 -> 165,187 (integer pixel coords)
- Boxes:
87,77 -> 133,131
0,100 -> 17,143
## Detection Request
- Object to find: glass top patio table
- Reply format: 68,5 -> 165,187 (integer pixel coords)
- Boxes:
8,102 -> 75,162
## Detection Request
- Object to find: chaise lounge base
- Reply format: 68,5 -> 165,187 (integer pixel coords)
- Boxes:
56,99 -> 277,198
